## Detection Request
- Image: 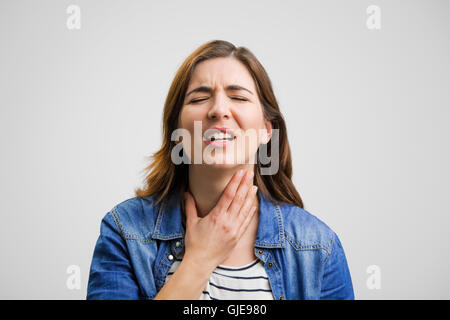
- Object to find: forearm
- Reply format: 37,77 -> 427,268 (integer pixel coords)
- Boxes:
153,255 -> 214,300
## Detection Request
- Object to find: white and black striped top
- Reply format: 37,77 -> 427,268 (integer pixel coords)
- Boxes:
165,254 -> 274,300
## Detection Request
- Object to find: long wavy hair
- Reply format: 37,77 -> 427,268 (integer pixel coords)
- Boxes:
135,40 -> 304,213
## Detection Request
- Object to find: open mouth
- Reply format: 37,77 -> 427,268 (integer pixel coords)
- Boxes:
203,129 -> 236,142
205,134 -> 236,142
202,129 -> 237,148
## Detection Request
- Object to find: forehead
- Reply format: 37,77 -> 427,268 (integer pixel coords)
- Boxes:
188,57 -> 256,91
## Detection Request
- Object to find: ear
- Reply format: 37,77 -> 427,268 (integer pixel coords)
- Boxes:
261,120 -> 272,144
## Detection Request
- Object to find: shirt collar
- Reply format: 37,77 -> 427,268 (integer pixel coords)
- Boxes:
151,188 -> 285,248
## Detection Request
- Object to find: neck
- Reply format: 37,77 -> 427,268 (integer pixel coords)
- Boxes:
187,164 -> 258,218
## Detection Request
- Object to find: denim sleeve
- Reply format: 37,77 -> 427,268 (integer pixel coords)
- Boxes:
320,232 -> 355,300
86,212 -> 141,300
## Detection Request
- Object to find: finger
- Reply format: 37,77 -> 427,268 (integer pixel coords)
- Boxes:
237,204 -> 258,239
235,185 -> 258,224
227,170 -> 254,217
214,169 -> 245,214
184,192 -> 199,227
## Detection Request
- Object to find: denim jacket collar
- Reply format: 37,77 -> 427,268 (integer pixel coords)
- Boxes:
151,189 -> 285,248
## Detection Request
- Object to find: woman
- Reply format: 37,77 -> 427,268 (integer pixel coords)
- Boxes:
86,40 -> 355,300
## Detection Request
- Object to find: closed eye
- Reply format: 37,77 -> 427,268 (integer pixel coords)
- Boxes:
190,97 -> 248,104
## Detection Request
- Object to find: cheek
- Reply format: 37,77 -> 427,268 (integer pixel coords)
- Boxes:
179,109 -> 195,132
236,111 -> 266,142
178,109 -> 205,148
180,107 -> 206,126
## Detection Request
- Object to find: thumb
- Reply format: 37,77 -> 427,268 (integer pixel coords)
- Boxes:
184,192 -> 199,226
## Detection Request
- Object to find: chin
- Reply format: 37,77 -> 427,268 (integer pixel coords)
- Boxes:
203,153 -> 254,168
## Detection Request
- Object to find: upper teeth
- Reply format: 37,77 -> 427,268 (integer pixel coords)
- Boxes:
206,132 -> 234,141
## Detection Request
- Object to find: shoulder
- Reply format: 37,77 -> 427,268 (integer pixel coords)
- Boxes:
278,202 -> 335,253
100,195 -> 160,243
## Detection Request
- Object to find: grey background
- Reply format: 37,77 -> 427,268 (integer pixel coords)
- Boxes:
0,0 -> 449,299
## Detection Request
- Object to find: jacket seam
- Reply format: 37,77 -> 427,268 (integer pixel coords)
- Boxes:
266,250 -> 285,299
153,202 -> 165,238
152,201 -> 184,240
155,251 -> 173,291
284,230 -> 330,253
110,207 -> 155,244
275,205 -> 285,246
322,232 -> 335,265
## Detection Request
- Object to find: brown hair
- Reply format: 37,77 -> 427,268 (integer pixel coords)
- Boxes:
135,40 -> 304,210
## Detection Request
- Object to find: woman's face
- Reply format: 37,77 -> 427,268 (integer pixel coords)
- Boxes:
177,57 -> 272,168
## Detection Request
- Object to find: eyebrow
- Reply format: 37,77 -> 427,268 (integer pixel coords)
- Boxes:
185,85 -> 254,98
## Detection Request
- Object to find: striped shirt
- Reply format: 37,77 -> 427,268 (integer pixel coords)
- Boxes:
165,254 -> 274,300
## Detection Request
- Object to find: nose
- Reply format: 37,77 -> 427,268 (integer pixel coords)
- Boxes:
207,93 -> 231,120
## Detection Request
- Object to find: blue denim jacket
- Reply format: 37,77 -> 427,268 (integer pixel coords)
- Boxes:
87,189 -> 354,300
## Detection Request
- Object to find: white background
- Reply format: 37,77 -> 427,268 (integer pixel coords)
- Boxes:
0,0 -> 449,299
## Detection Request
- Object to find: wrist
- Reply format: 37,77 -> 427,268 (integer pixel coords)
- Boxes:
182,252 -> 216,279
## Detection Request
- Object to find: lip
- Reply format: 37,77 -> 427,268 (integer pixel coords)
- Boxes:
203,126 -> 237,148
210,127 -> 235,136
203,139 -> 234,148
